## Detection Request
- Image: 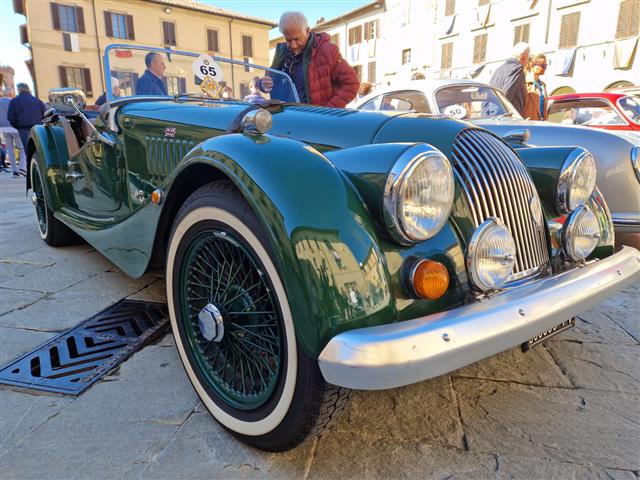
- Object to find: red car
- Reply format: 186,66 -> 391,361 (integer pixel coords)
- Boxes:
547,91 -> 640,132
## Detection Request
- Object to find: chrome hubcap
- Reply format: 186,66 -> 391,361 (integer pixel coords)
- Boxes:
198,303 -> 224,342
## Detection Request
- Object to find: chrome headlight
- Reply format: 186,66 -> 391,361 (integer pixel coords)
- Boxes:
562,205 -> 600,261
556,148 -> 597,213
466,217 -> 516,292
241,109 -> 272,134
632,146 -> 640,183
383,144 -> 455,244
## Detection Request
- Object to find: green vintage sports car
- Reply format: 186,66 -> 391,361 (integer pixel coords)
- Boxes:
28,45 -> 640,451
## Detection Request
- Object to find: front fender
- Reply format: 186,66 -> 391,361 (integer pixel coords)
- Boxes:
28,124 -> 71,212
169,133 -> 397,358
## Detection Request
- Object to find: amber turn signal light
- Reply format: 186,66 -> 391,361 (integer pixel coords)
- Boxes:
151,189 -> 164,205
411,259 -> 449,300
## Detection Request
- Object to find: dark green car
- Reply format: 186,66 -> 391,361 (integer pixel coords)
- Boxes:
27,45 -> 639,451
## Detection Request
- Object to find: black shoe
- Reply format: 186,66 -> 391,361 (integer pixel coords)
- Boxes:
13,172 -> 20,177
18,169 -> 27,176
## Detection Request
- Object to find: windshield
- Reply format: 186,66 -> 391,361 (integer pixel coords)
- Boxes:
434,85 -> 522,120
618,96 -> 640,125
547,98 -> 627,126
103,44 -> 298,104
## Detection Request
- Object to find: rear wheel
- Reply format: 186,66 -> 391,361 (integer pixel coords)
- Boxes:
30,156 -> 80,246
166,181 -> 351,451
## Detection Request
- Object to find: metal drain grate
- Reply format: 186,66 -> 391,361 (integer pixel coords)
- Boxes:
0,300 -> 169,395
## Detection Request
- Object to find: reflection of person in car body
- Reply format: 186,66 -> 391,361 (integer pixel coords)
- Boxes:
136,52 -> 168,96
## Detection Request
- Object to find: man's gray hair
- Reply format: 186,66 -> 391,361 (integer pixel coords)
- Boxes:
3,87 -> 14,96
17,83 -> 30,92
512,42 -> 530,59
279,11 -> 309,32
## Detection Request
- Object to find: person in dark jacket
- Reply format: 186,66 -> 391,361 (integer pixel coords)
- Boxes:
135,52 -> 168,96
7,83 -> 47,168
489,42 -> 530,116
260,11 -> 358,107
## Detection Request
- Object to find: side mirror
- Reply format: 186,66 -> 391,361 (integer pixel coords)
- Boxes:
48,88 -> 87,113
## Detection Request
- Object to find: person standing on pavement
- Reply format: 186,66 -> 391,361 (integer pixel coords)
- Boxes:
490,42 -> 530,117
0,88 -> 26,176
523,54 -> 549,121
260,11 -> 359,108
6,84 -> 43,175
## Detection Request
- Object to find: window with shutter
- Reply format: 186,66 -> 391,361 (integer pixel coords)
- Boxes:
126,15 -> 134,40
163,21 -> 176,46
75,6 -> 85,33
58,66 -> 91,95
58,4 -> 78,32
401,48 -> 411,65
62,32 -> 71,51
104,11 -> 113,37
51,2 -> 60,30
616,0 -> 640,39
242,35 -> 253,57
207,29 -> 219,52
331,33 -> 340,49
513,23 -> 530,45
111,13 -> 127,39
353,64 -> 362,81
473,34 -> 487,64
348,26 -> 362,46
364,20 -> 378,40
368,62 -> 376,83
445,0 -> 456,16
441,42 -> 453,70
559,12 -> 580,49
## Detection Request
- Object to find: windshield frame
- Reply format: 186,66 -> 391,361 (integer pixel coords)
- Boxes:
432,83 -> 523,120
617,95 -> 640,126
103,43 -> 299,104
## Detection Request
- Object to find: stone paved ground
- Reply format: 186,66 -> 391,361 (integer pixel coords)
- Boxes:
1,173 -> 639,480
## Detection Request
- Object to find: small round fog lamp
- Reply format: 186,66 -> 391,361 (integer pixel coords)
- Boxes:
466,217 -> 517,292
562,205 -> 600,261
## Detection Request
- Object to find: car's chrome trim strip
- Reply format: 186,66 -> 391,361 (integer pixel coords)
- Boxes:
318,246 -> 640,390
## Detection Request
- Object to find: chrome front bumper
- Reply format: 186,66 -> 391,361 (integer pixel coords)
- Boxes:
318,246 -> 640,390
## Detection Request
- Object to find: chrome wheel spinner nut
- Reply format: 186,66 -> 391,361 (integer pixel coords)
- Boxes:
31,193 -> 38,206
198,303 -> 224,342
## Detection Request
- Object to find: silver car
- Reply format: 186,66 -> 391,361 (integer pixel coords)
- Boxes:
354,79 -> 640,247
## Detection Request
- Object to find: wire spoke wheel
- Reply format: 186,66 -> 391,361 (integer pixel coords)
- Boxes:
168,181 -> 351,451
179,229 -> 283,410
30,161 -> 47,236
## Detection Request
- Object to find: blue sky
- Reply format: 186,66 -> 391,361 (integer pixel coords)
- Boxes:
1,0 -> 369,90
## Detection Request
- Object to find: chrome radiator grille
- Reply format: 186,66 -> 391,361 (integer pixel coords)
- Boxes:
451,129 -> 549,276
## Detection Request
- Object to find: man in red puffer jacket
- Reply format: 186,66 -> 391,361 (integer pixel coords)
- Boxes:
259,11 -> 359,108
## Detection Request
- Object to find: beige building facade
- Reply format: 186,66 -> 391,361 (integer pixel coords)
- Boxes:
14,0 -> 276,102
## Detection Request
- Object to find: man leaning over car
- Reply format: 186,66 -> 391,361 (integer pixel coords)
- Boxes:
259,11 -> 359,108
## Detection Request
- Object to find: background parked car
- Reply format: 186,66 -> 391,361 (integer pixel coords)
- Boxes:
354,79 -> 640,247
547,92 -> 640,137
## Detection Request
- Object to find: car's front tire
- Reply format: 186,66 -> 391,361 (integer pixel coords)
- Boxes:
166,181 -> 351,451
30,156 -> 80,246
